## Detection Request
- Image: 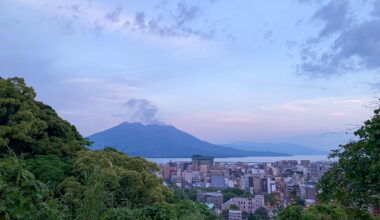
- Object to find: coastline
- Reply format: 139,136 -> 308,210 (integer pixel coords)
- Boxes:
145,154 -> 332,163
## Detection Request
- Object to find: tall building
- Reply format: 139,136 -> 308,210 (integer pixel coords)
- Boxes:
305,185 -> 316,200
179,162 -> 192,171
192,155 -> 215,170
310,163 -> 320,179
300,160 -> 311,168
301,183 -> 317,205
252,176 -> 261,194
261,178 -> 268,194
210,173 -> 226,188
182,170 -> 192,184
160,164 -> 176,181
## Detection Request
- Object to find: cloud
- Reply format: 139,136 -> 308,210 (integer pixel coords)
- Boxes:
312,0 -> 352,37
175,1 -> 201,27
333,99 -> 366,104
261,98 -> 369,113
125,99 -> 162,124
24,0 -> 221,41
297,0 -> 380,76
264,30 -> 273,41
299,19 -> 380,76
295,0 -> 318,3
134,12 -> 146,29
330,112 -> 348,116
54,3 -> 83,35
142,0 -> 216,40
371,81 -> 380,90
105,4 -> 123,22
261,102 -> 308,112
373,0 -> 380,17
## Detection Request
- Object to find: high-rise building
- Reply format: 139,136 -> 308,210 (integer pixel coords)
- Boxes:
261,178 -> 268,193
300,160 -> 311,168
192,155 -> 215,170
305,185 -> 316,200
252,176 -> 261,194
310,163 -> 320,179
210,173 -> 226,188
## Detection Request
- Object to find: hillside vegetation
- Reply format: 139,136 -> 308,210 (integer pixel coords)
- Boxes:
0,77 -> 215,220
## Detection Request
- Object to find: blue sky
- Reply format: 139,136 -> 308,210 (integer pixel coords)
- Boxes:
1,0 -> 380,150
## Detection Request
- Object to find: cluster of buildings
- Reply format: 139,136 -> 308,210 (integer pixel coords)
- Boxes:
158,155 -> 332,220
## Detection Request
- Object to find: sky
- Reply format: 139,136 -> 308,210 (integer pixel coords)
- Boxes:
1,0 -> 380,151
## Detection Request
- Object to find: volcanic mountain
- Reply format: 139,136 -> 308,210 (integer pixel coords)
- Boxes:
88,122 -> 289,157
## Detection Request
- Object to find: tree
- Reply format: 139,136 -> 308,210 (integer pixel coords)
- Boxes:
275,204 -> 375,220
0,77 -> 89,157
303,204 -> 348,220
249,207 -> 270,220
318,107 -> 380,210
222,187 -> 252,202
26,154 -> 72,185
276,205 -> 303,220
0,152 -> 66,219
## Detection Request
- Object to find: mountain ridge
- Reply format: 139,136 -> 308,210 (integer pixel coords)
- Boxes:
223,141 -> 328,155
88,122 -> 289,157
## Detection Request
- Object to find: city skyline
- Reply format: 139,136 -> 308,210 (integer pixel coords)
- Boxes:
1,0 -> 380,150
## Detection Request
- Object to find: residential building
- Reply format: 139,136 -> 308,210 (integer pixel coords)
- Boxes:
228,210 -> 242,220
196,191 -> 224,208
222,195 -> 265,214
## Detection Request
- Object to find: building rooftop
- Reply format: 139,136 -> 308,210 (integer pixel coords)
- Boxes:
229,210 -> 242,214
198,191 -> 223,197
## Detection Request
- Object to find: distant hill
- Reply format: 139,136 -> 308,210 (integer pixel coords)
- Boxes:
88,122 -> 289,157
223,141 -> 328,155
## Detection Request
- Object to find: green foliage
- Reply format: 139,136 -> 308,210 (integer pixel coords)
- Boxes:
183,186 -> 252,202
276,205 -> 303,220
276,204 -> 374,220
172,187 -> 198,201
318,107 -> 380,209
222,187 -> 252,202
26,154 -> 72,185
0,77 -> 90,158
0,153 -> 67,219
0,77 -> 216,220
248,207 -> 270,220
303,204 -> 348,220
265,193 -> 276,207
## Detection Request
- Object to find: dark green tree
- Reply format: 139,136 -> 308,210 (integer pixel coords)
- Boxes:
276,204 -> 374,220
318,107 -> 380,210
276,205 -> 303,220
0,152 -> 66,219
0,77 -> 89,157
248,207 -> 270,220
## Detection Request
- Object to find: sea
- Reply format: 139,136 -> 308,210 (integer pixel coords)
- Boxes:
145,155 -> 333,164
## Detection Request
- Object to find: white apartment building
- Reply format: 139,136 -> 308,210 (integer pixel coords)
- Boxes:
222,195 -> 265,214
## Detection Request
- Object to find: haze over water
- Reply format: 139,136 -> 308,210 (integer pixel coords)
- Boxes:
146,155 -> 331,164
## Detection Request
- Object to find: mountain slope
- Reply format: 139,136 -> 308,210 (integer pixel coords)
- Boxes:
88,122 -> 288,157
224,141 -> 327,155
